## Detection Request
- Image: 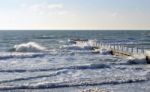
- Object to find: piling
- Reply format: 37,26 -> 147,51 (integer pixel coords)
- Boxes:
95,41 -> 149,64
146,56 -> 150,64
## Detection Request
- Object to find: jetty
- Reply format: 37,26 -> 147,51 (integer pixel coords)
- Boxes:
93,42 -> 150,64
69,39 -> 150,63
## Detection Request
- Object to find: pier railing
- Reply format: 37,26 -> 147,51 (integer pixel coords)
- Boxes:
92,41 -> 150,63
72,39 -> 150,63
94,42 -> 146,55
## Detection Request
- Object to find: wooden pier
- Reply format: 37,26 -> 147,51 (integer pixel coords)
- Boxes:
70,39 -> 150,64
93,42 -> 150,64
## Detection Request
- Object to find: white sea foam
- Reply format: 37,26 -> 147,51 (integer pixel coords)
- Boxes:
64,39 -> 97,50
0,52 -> 46,60
12,42 -> 47,52
0,68 -> 148,90
145,50 -> 150,57
99,48 -> 111,55
75,40 -> 97,48
127,54 -> 147,64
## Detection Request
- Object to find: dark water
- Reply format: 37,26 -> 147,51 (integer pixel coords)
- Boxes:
0,30 -> 150,92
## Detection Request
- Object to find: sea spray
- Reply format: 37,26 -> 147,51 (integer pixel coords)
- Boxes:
145,50 -> 150,57
64,39 -> 98,50
127,54 -> 147,64
11,42 -> 47,52
0,31 -> 149,92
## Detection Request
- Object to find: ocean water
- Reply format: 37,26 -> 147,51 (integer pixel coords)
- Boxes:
0,30 -> 150,92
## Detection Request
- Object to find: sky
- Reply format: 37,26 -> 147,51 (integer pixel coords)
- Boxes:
0,0 -> 150,30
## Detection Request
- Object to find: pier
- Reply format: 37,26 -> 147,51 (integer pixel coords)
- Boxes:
70,39 -> 150,64
93,42 -> 150,64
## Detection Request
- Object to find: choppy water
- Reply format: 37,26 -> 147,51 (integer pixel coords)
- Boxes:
0,30 -> 150,92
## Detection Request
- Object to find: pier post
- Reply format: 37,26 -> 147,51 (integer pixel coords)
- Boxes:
100,43 -> 102,47
108,44 -> 110,49
117,44 -> 119,50
124,47 -> 126,52
146,56 -> 150,64
114,45 -> 116,50
137,48 -> 139,54
118,45 -> 120,51
131,47 -> 133,53
121,46 -> 124,51
142,49 -> 145,54
126,47 -> 129,52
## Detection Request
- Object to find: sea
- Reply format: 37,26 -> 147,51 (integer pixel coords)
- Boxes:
0,30 -> 150,92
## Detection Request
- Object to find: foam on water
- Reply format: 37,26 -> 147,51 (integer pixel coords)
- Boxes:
125,53 -> 148,64
0,67 -> 149,90
61,39 -> 109,56
0,31 -> 150,92
145,50 -> 150,57
64,39 -> 97,50
0,52 -> 46,60
99,48 -> 111,55
127,57 -> 147,64
11,42 -> 47,52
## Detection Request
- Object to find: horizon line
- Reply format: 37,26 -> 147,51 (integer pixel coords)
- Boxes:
0,29 -> 150,31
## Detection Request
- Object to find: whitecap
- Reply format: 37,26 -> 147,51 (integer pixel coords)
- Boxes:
10,42 -> 47,52
126,55 -> 147,64
0,52 -> 46,60
64,39 -> 98,50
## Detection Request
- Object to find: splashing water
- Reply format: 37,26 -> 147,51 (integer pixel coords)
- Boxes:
0,31 -> 149,92
11,42 -> 47,52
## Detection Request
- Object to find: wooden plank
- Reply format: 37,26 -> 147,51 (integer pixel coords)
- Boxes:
98,42 -> 145,57
111,49 -> 132,57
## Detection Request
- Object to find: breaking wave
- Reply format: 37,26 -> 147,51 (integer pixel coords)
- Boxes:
64,39 -> 97,50
0,52 -> 46,60
145,50 -> 150,57
0,63 -> 110,73
127,57 -> 147,64
0,75 -> 148,90
10,42 -> 47,52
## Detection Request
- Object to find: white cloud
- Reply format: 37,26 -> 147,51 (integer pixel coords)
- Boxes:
21,3 -> 68,16
0,2 -> 77,30
47,4 -> 63,9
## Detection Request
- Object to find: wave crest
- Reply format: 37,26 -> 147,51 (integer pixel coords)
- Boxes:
10,42 -> 47,52
0,52 -> 46,60
64,39 -> 98,50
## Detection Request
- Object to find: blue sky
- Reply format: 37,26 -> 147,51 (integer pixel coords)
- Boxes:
0,0 -> 150,30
